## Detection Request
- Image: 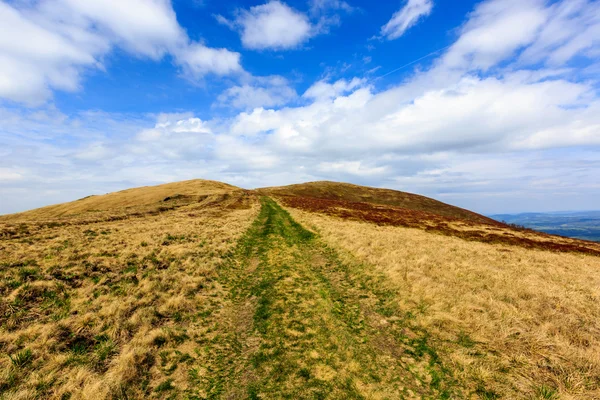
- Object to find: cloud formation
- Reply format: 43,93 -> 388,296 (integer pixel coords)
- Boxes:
217,76 -> 298,110
0,0 -> 243,105
1,0 -> 600,215
217,0 -> 343,50
381,0 -> 433,40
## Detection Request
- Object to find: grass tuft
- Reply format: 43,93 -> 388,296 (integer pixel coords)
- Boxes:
10,349 -> 33,368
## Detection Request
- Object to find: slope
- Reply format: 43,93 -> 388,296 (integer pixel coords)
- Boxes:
2,179 -> 600,399
262,181 -> 600,256
0,184 -> 260,399
258,181 -> 495,224
286,203 -> 600,399
0,179 -> 244,223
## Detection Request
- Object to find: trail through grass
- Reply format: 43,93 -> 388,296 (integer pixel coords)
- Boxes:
192,197 -> 458,399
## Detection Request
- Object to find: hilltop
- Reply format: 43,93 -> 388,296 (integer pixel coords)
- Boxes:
1,179 -> 600,399
0,179 -> 244,222
259,181 -> 495,224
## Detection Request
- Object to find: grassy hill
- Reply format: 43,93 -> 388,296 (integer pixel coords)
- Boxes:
259,181 -> 496,224
1,179 -> 600,399
0,179 -> 243,222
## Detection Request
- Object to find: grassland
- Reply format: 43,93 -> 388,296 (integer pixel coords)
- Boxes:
1,179 -> 241,222
2,180 -> 600,399
0,181 -> 258,399
282,200 -> 600,399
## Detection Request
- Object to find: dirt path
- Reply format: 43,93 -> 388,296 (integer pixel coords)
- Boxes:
190,197 -> 460,399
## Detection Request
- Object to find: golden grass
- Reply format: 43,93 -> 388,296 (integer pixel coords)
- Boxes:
287,207 -> 600,399
0,193 -> 259,399
3,178 -> 600,398
0,179 -> 241,221
275,193 -> 600,256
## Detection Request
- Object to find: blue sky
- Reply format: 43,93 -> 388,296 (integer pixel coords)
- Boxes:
1,0 -> 599,215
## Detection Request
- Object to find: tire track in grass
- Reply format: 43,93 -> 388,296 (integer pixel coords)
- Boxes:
194,197 -> 459,399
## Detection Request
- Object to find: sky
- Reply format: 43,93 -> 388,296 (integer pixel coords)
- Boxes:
1,0 -> 599,215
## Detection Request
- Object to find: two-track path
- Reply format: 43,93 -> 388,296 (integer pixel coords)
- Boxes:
190,197 -> 459,399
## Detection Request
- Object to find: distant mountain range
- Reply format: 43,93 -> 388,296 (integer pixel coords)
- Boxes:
490,211 -> 600,242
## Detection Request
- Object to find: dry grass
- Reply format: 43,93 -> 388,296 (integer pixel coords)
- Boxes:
287,207 -> 600,399
0,188 -> 259,399
4,178 -> 600,399
276,194 -> 600,256
0,179 -> 241,222
199,197 -> 459,399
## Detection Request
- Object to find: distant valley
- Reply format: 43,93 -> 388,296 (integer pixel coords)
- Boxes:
491,211 -> 600,242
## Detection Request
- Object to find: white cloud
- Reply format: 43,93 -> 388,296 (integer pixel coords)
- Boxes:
55,0 -> 185,59
317,161 -> 387,176
231,73 -> 598,158
381,0 -> 433,40
175,43 -> 243,78
0,2 -> 104,105
303,77 -> 366,100
441,0 -> 600,72
0,0 -> 244,105
74,143 -> 112,161
136,117 -> 212,148
518,0 -> 600,66
217,1 -> 316,50
0,168 -> 24,182
2,0 -> 600,215
217,76 -> 297,110
442,0 -> 546,71
309,0 -> 354,15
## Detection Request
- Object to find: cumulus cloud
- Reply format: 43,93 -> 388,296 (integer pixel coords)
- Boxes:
0,2 -> 104,104
54,0 -> 185,59
381,0 -> 433,40
0,0 -> 243,105
175,43 -> 243,78
231,73 -> 599,158
2,0 -> 600,215
217,76 -> 297,110
217,1 -> 323,50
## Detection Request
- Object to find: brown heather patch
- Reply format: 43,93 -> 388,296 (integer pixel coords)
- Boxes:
277,194 -> 600,256
286,207 -> 600,399
259,180 -> 496,224
0,191 -> 259,399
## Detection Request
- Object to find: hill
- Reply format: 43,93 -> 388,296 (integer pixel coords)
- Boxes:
1,179 -> 600,399
259,181 -> 496,224
262,181 -> 600,256
0,179 -> 243,223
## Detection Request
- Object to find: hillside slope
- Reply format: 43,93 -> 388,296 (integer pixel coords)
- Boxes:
1,179 -> 243,222
259,181 -> 496,224
2,179 -> 600,399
